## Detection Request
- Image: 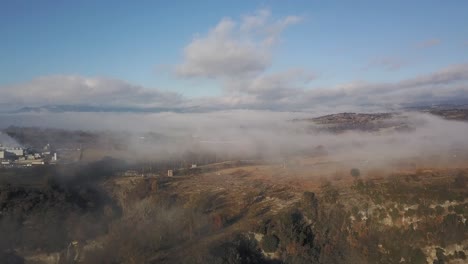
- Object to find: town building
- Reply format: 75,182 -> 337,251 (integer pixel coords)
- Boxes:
5,148 -> 24,157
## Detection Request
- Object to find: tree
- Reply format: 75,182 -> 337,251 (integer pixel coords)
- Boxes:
454,173 -> 467,188
407,248 -> 427,264
350,168 -> 361,179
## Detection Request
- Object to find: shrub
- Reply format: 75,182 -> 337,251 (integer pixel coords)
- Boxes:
453,204 -> 465,214
435,205 -> 445,215
321,182 -> 339,204
453,173 -> 467,188
350,168 -> 361,178
407,248 -> 427,264
301,192 -> 318,219
209,235 -> 266,264
261,234 -> 280,253
457,251 -> 466,260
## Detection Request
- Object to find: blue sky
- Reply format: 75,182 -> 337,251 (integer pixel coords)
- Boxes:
1,0 -> 468,110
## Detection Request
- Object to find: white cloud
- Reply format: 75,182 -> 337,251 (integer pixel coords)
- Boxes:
171,10 -> 467,112
207,64 -> 468,112
175,9 -> 302,79
401,64 -> 468,87
225,69 -> 315,101
0,75 -> 183,109
302,64 -> 468,108
1,64 -> 467,113
1,8 -> 466,114
240,9 -> 271,32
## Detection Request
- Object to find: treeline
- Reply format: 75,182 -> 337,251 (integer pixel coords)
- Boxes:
0,159 -> 124,257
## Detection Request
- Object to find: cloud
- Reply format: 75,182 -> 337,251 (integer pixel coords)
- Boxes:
415,38 -> 441,49
2,64 -> 467,113
1,110 -> 468,171
225,69 -> 315,100
365,57 -> 407,71
1,64 -> 467,113
211,64 -> 468,112
401,64 -> 468,87
171,10 -> 466,112
175,9 -> 302,79
305,64 -> 468,108
0,75 -> 184,109
0,5 -> 465,114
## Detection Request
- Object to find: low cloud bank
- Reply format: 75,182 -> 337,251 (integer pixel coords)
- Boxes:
1,110 -> 467,170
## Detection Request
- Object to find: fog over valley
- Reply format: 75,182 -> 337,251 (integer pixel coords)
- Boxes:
1,110 -> 468,170
1,2 -> 468,264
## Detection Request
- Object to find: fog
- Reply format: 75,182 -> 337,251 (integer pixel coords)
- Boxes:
1,110 -> 468,170
1,110 -> 468,263
0,132 -> 22,147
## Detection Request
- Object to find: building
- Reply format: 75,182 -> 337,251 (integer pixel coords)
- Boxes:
0,150 -> 4,159
6,148 -> 24,157
167,170 -> 174,177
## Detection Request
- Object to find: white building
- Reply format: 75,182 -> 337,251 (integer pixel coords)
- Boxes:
6,148 -> 24,157
0,150 -> 4,159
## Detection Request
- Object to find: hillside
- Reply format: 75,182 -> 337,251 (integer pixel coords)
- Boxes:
1,156 -> 467,264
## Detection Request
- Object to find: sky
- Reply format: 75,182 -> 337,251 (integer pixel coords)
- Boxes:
1,0 -> 468,112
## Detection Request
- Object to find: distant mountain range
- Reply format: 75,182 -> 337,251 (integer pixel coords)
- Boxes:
9,105 -> 210,114
6,101 -> 468,114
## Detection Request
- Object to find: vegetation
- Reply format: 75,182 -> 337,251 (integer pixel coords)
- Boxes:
261,234 -> 279,253
1,157 -> 467,263
350,168 -> 361,178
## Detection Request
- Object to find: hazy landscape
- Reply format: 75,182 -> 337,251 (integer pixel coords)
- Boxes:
1,1 -> 467,264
